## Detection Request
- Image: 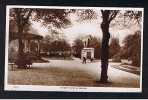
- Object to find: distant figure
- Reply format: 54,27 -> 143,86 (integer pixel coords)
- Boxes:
90,58 -> 93,62
82,57 -> 86,64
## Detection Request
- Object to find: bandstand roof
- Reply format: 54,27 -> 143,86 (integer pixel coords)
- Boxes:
10,32 -> 43,40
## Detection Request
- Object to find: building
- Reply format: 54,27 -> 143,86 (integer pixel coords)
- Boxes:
81,48 -> 94,59
81,35 -> 95,60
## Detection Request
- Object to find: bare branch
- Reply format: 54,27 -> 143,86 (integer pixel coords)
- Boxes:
124,11 -> 142,24
108,10 -> 119,22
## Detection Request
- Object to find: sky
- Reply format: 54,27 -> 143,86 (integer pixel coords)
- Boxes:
29,10 -> 142,46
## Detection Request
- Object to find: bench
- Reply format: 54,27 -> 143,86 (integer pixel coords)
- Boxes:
9,63 -> 15,71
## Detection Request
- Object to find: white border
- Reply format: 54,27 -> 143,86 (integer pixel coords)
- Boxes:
5,5 -> 144,92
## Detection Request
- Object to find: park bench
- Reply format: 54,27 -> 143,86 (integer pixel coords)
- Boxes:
9,63 -> 15,71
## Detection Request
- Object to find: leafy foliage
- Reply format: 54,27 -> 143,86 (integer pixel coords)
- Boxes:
40,35 -> 71,57
9,8 -> 32,32
121,31 -> 141,67
87,36 -> 101,59
76,9 -> 97,22
32,9 -> 71,28
109,37 -> 121,58
73,38 -> 84,58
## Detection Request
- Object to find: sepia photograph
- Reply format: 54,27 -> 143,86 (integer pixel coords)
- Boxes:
5,6 -> 143,92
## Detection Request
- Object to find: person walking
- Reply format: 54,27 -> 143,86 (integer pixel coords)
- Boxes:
82,56 -> 87,64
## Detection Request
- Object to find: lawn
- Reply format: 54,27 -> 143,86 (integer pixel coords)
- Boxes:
8,67 -> 98,86
8,65 -> 139,88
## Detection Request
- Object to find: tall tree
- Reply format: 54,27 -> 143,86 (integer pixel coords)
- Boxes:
109,37 -> 120,59
100,10 -> 142,82
122,31 -> 141,67
10,8 -> 33,68
100,10 -> 119,82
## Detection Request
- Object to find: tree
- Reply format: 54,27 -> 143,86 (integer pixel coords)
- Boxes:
10,8 -> 33,68
121,31 -> 141,67
40,35 -> 52,53
10,8 -> 32,55
49,39 -> 71,57
100,10 -> 142,82
33,9 -> 71,28
87,36 -> 101,59
50,39 -> 71,51
100,10 -> 119,82
73,38 -> 84,58
109,37 -> 120,58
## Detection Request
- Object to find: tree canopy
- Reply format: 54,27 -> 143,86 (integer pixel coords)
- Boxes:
121,31 -> 141,67
109,37 -> 120,58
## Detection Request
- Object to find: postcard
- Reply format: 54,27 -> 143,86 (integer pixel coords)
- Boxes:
5,5 -> 143,92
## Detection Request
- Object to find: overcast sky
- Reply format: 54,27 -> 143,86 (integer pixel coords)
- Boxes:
30,10 -> 142,46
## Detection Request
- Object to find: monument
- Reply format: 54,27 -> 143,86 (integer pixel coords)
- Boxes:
81,35 -> 94,60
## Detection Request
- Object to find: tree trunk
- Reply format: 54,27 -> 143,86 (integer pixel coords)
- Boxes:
100,21 -> 110,82
18,34 -> 23,56
17,27 -> 25,68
